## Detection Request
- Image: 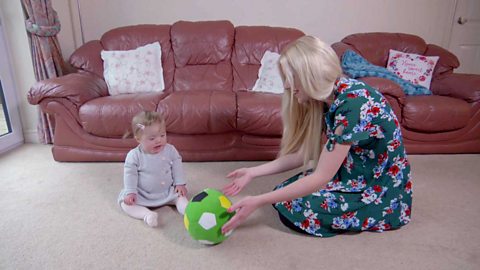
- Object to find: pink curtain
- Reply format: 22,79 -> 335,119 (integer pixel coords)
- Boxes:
22,0 -> 66,144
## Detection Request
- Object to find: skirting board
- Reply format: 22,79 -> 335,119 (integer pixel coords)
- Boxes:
23,128 -> 39,143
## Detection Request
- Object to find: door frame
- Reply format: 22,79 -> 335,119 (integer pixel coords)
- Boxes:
0,16 -> 24,155
447,0 -> 480,74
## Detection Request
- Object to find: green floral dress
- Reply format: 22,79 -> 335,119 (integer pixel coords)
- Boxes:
273,77 -> 412,237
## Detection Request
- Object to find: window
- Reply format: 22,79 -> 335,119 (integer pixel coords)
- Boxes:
0,17 -> 23,154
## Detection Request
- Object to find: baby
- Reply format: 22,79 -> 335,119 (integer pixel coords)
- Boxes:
118,111 -> 188,227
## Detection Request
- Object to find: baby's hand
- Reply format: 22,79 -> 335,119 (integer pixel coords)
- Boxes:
124,193 -> 137,205
175,185 -> 187,197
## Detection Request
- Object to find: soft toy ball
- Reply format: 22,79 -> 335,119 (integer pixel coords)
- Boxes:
184,188 -> 235,245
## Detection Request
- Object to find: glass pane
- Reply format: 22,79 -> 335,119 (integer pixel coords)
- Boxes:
0,80 -> 12,137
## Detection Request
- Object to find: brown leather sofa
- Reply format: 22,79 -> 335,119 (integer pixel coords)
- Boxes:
332,33 -> 480,154
28,20 -> 304,161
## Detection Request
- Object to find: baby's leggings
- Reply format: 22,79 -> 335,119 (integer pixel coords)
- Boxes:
120,196 -> 189,223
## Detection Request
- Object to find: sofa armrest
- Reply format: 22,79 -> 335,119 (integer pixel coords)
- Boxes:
358,77 -> 406,105
425,44 -> 459,76
431,73 -> 480,103
27,72 -> 108,107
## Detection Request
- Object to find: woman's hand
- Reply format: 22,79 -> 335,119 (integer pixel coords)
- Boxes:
222,168 -> 254,196
124,193 -> 137,205
175,185 -> 187,197
221,195 -> 263,234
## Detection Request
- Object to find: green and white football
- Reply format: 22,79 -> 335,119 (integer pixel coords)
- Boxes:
184,188 -> 235,245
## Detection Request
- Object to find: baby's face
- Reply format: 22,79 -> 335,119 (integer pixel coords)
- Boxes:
137,123 -> 167,154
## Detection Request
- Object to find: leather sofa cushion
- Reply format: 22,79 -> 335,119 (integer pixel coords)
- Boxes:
237,91 -> 283,136
79,92 -> 165,138
171,21 -> 234,92
403,95 -> 471,132
173,62 -> 232,92
431,74 -> 480,103
158,90 -> 236,134
69,41 -> 104,78
232,26 -> 304,92
425,44 -> 460,76
340,33 -> 427,67
171,21 -> 234,67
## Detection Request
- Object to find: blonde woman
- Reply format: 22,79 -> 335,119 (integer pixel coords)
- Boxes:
222,36 -> 412,237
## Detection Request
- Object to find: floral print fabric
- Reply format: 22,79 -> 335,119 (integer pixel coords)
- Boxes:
273,77 -> 412,237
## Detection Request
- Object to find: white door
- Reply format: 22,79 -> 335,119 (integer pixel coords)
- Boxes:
0,16 -> 24,154
448,0 -> 480,74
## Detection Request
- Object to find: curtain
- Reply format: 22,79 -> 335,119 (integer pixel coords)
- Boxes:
21,0 -> 66,144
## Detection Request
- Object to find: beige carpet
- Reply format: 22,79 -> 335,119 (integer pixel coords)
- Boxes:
0,144 -> 479,270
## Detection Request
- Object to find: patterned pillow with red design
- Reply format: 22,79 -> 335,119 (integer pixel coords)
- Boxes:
386,49 -> 439,89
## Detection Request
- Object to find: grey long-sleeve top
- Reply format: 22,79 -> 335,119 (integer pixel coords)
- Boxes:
118,144 -> 186,207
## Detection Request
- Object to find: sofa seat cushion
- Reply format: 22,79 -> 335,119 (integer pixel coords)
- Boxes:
237,91 -> 283,136
403,95 -> 471,132
158,90 -> 236,134
79,92 -> 165,137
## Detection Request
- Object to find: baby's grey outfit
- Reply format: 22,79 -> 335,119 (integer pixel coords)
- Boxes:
118,144 -> 186,207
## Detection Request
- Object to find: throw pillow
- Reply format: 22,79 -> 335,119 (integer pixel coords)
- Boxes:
386,49 -> 439,89
252,51 -> 284,94
101,42 -> 165,95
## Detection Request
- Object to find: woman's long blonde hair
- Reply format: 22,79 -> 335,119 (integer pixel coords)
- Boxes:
278,36 -> 342,167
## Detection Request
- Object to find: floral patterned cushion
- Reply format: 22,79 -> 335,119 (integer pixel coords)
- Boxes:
101,42 -> 165,96
386,49 -> 439,89
252,51 -> 284,94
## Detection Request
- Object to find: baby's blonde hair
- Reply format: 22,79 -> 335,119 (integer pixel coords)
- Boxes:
278,35 -> 342,167
125,111 -> 166,139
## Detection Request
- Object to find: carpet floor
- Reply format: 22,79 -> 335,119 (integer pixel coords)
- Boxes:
0,144 -> 479,270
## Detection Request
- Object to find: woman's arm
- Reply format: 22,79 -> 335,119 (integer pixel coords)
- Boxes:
222,151 -> 304,196
259,143 -> 350,204
249,151 -> 304,178
222,143 -> 351,233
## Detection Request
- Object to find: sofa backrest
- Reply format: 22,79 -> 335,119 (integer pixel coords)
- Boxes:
332,32 -> 460,77
70,24 -> 175,93
424,44 -> 460,76
232,26 -> 304,92
69,21 -> 305,94
171,20 -> 234,92
340,32 -> 427,67
69,40 -> 104,78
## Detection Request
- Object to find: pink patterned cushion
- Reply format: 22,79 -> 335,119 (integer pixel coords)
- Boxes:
386,49 -> 438,89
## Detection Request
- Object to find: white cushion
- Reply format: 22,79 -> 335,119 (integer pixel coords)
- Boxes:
252,51 -> 284,94
101,42 -> 165,95
386,49 -> 439,89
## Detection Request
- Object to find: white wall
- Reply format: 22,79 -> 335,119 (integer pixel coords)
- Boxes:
58,0 -> 457,58
1,0 -> 458,143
